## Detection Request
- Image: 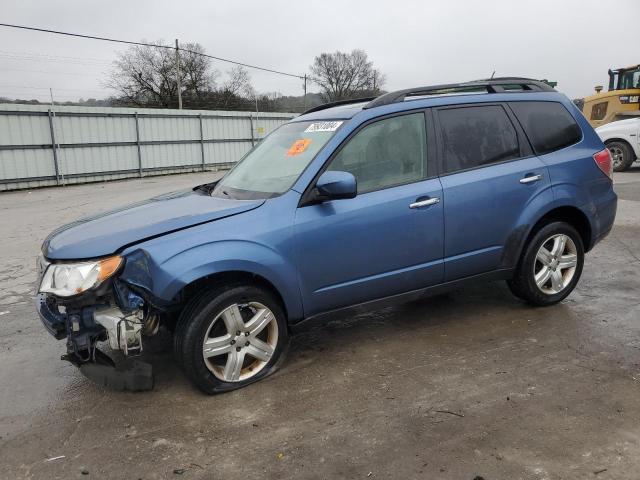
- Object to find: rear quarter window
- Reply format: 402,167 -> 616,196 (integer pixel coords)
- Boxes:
510,101 -> 582,155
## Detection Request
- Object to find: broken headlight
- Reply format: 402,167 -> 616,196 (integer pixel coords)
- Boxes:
39,255 -> 123,297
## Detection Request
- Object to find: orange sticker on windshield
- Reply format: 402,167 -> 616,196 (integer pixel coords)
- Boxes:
287,139 -> 312,157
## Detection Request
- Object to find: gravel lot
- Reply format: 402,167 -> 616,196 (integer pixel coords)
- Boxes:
1,168 -> 640,479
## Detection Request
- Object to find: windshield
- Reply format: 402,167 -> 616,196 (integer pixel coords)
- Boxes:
213,120 -> 343,199
615,68 -> 640,90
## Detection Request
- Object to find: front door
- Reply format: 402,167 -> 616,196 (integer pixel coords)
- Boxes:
294,112 -> 444,317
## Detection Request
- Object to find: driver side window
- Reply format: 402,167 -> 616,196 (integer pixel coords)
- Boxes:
327,113 -> 427,193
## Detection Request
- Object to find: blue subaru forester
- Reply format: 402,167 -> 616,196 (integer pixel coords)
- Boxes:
36,78 -> 617,393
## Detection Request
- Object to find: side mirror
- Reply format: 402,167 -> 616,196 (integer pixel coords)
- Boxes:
314,171 -> 357,202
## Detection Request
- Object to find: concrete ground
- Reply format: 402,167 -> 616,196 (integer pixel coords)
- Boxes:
0,168 -> 639,480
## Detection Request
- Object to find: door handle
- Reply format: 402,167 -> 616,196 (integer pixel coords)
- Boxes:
409,197 -> 440,209
520,174 -> 542,184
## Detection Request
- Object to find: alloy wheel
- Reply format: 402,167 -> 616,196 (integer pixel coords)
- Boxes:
533,234 -> 578,295
202,302 -> 278,382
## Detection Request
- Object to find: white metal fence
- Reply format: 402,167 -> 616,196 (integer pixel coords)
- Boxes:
0,104 -> 296,191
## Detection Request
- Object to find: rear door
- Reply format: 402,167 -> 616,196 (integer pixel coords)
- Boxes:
434,103 -> 552,281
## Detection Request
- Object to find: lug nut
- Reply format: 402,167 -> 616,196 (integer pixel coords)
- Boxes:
245,342 -> 250,346
245,332 -> 250,336
236,331 -> 241,336
236,347 -> 241,352
230,340 -> 236,345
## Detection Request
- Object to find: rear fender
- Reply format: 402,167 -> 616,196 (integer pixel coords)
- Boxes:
502,189 -> 592,268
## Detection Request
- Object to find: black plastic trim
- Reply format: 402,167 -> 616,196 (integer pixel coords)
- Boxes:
290,268 -> 514,331
301,97 -> 375,115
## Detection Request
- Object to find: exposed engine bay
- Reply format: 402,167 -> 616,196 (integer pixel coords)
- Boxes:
35,253 -> 166,391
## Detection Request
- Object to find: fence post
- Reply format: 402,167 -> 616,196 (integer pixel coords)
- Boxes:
199,113 -> 205,171
47,109 -> 61,186
134,112 -> 142,177
249,114 -> 255,147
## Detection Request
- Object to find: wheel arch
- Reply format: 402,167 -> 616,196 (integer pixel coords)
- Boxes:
175,270 -> 289,319
503,205 -> 593,271
523,206 -> 592,256
604,137 -> 638,160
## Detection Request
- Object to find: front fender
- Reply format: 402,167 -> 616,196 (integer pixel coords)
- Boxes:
120,241 -> 303,321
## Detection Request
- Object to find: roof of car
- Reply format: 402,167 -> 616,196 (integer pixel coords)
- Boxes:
299,101 -> 372,120
295,78 -> 558,122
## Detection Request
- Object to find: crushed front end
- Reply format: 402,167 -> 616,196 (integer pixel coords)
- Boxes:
35,253 -> 160,391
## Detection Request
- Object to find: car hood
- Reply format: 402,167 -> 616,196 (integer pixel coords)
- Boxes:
596,117 -> 640,133
43,189 -> 264,260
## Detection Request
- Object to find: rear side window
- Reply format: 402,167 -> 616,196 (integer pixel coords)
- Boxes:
438,105 -> 519,174
510,101 -> 582,155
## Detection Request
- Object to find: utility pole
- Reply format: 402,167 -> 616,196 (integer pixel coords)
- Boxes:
254,92 -> 259,139
303,74 -> 307,111
49,88 -> 64,185
175,39 -> 182,109
373,71 -> 377,94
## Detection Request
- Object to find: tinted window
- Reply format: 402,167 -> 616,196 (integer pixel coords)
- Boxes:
510,101 -> 582,155
327,113 -> 426,193
438,105 -> 519,173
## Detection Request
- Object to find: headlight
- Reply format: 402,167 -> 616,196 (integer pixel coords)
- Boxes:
39,256 -> 122,297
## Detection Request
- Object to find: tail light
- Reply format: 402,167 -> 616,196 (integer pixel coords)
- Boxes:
593,148 -> 613,179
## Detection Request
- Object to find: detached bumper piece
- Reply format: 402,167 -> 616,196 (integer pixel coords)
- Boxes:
36,294 -> 67,340
62,350 -> 154,392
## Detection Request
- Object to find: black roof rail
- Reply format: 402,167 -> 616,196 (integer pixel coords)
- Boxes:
363,78 -> 555,110
301,96 -> 376,115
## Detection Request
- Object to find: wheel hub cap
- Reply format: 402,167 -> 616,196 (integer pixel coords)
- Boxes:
533,234 -> 578,295
202,302 -> 278,382
609,146 -> 624,168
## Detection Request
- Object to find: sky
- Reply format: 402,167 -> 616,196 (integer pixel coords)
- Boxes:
0,0 -> 638,103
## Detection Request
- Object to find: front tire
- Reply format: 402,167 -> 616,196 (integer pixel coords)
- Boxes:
174,285 -> 289,394
508,222 -> 584,306
607,140 -> 634,172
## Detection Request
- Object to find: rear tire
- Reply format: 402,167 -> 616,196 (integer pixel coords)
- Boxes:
174,284 -> 289,394
607,140 -> 634,172
507,222 -> 584,306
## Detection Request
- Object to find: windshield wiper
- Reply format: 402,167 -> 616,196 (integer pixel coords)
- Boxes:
193,181 -> 218,195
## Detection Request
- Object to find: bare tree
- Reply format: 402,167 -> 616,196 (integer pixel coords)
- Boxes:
219,66 -> 252,107
180,43 -> 218,98
310,49 -> 385,102
106,41 -> 217,108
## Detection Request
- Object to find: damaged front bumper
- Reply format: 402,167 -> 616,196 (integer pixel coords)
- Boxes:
35,288 -> 155,391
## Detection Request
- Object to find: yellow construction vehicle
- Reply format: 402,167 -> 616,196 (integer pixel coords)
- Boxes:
582,65 -> 640,128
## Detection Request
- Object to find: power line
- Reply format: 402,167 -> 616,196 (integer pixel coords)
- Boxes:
0,23 -> 305,79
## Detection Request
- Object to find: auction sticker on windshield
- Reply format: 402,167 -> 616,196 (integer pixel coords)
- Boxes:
304,121 -> 343,133
287,139 -> 312,156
